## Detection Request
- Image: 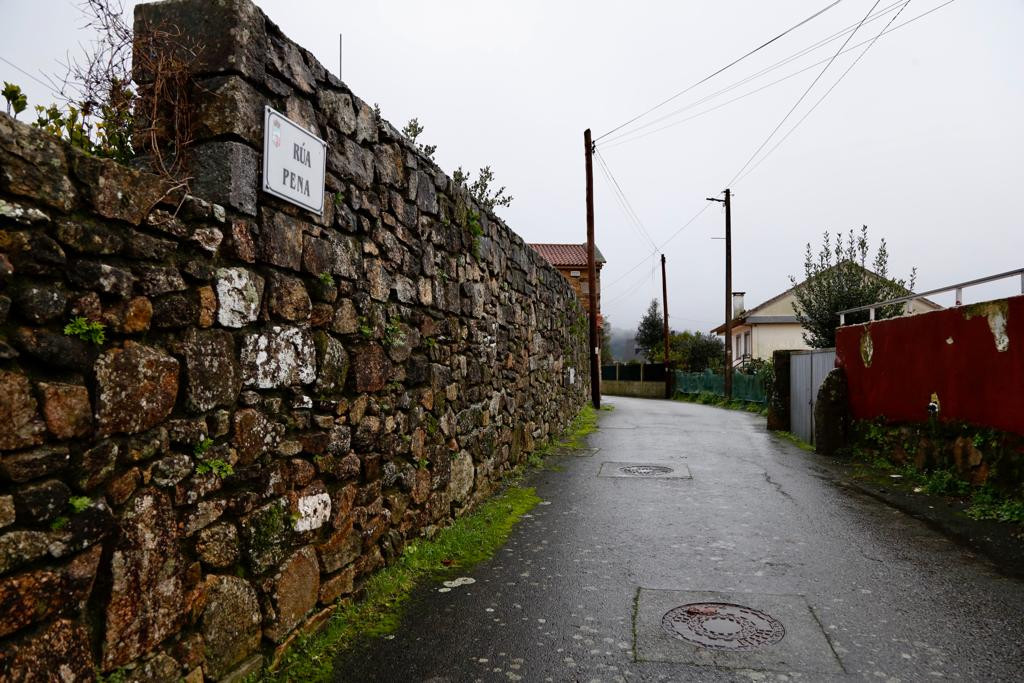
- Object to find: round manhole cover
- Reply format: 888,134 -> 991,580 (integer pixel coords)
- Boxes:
620,465 -> 674,476
661,603 -> 785,651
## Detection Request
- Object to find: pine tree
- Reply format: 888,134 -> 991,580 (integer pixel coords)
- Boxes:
634,299 -> 663,357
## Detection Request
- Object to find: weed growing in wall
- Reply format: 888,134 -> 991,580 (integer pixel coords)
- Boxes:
453,165 -> 513,211
63,316 -> 106,345
383,318 -> 406,347
466,211 -> 483,258
193,437 -> 213,456
196,458 -> 234,479
357,317 -> 373,339
2,82 -> 27,117
401,117 -> 436,161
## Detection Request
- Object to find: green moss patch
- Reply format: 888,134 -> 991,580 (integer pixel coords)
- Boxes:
527,404 -> 599,467
773,431 -> 814,452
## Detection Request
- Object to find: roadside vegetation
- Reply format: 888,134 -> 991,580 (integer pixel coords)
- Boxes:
772,430 -> 814,452
848,452 -> 1024,525
258,403 -> 599,682
674,391 -> 767,417
842,418 -> 1024,525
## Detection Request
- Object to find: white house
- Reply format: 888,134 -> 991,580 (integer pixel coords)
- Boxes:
714,268 -> 942,364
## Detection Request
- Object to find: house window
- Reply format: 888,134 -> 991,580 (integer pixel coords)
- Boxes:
744,331 -> 751,357
570,270 -> 581,277
581,281 -> 589,294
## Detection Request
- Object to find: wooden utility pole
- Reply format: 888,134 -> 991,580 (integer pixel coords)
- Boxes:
661,254 -> 671,398
584,129 -> 600,409
707,189 -> 733,400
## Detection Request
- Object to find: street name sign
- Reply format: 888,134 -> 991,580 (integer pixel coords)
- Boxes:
262,106 -> 327,214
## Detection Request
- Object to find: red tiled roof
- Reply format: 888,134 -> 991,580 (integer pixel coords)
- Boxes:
528,243 -> 605,268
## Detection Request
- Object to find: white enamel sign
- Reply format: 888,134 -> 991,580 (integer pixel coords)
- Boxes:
262,106 -> 327,214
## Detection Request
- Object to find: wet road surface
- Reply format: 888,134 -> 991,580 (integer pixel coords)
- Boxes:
334,396 -> 1024,681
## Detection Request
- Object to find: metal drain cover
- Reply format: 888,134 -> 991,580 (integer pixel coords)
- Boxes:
661,603 -> 785,651
635,589 -> 842,672
598,461 -> 691,479
620,465 -> 674,476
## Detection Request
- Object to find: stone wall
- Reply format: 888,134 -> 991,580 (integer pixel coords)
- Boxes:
0,0 -> 588,678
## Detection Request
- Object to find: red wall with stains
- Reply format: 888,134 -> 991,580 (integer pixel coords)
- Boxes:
835,295 -> 1024,436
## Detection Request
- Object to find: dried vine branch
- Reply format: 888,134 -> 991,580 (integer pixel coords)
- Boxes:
45,0 -> 203,194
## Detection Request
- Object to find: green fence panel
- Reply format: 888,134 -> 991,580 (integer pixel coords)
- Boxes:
732,372 -> 766,403
675,369 -> 765,403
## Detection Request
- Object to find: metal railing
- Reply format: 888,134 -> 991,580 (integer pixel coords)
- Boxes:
837,267 -> 1024,326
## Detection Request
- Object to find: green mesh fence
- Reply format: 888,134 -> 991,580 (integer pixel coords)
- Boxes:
675,370 -> 765,403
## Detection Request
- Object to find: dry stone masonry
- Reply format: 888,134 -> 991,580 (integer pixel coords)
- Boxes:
0,0 -> 588,678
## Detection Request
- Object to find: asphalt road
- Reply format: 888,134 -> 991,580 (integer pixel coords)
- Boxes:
333,396 -> 1024,682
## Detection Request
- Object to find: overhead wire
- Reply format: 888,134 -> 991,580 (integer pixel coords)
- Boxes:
597,0 -> 912,149
0,55 -> 63,98
592,0 -> 845,143
594,150 -> 659,252
602,202 -> 712,293
595,152 -> 656,248
600,0 -> 958,312
603,249 -> 658,290
734,0 -> 926,185
725,0 -> 884,187
603,255 -> 659,306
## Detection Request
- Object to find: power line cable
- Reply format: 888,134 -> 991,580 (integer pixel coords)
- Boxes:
596,152 -> 654,246
603,262 -> 654,305
593,1 -> 845,143
594,150 -> 659,251
597,0 -> 911,148
599,0 -> 952,151
0,55 -> 63,97
595,155 -> 650,247
656,203 -> 713,255
735,0 -> 925,185
604,256 -> 659,306
602,202 -> 712,292
602,247 -> 658,290
602,242 -> 659,289
725,0 -> 883,187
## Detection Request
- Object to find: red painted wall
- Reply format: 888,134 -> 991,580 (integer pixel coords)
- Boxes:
835,295 -> 1024,436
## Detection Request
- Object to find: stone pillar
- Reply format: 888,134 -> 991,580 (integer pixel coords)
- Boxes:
133,0 -> 269,215
814,368 -> 850,456
132,0 -> 357,217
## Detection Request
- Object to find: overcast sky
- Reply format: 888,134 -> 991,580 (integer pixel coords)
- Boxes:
4,0 -> 1022,336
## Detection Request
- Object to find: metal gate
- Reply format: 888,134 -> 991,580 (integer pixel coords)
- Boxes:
790,349 -> 836,445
